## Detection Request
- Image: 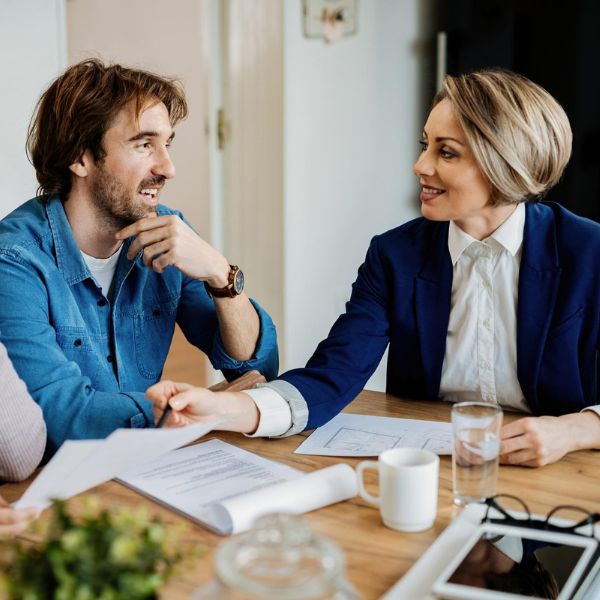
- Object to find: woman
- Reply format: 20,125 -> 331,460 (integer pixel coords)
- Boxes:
1,339 -> 46,536
146,70 -> 600,467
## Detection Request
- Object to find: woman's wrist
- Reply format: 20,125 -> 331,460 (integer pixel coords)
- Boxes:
562,411 -> 600,452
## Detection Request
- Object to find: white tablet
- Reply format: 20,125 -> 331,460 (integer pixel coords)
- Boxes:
432,522 -> 599,600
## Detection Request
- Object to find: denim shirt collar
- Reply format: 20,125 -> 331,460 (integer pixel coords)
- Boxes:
45,195 -> 135,286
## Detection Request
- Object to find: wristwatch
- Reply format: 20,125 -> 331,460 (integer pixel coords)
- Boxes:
205,265 -> 244,298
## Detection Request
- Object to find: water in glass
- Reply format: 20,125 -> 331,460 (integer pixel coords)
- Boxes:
453,427 -> 500,505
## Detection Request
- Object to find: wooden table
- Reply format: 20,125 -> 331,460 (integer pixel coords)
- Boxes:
2,391 -> 599,599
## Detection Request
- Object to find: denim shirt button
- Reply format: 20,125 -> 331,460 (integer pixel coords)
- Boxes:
74,339 -> 82,347
107,355 -> 114,363
97,298 -> 107,307
152,308 -> 161,316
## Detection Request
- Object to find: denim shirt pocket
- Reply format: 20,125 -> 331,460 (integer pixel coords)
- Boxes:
133,297 -> 178,379
55,326 -> 101,380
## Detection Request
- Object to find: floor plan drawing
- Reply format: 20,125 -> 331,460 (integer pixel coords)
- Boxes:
295,414 -> 453,457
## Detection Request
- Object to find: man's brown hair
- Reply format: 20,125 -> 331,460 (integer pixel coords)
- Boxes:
27,59 -> 188,199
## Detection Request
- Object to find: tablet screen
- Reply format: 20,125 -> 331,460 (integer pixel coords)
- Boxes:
446,530 -> 586,598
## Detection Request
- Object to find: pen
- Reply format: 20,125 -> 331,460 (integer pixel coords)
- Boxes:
156,405 -> 172,428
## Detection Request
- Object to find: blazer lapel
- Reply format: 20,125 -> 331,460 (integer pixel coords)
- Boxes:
517,203 -> 561,412
415,222 -> 453,399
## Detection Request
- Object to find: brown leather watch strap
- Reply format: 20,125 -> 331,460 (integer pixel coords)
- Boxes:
205,265 -> 243,298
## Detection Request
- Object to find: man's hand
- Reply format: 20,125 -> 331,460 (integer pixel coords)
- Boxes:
146,380 -> 260,433
499,412 -> 600,467
117,214 -> 261,362
0,496 -> 40,539
116,215 -> 230,287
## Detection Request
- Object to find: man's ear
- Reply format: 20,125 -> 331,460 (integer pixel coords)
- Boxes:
69,149 -> 94,178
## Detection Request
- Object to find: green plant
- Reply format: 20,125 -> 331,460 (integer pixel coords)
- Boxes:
0,498 -> 203,600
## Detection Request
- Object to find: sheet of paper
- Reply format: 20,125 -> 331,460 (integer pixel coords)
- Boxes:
118,439 -> 358,535
15,420 -> 218,509
294,413 -> 452,456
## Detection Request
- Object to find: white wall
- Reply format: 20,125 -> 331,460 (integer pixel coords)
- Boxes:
282,0 -> 433,389
0,0 -> 66,218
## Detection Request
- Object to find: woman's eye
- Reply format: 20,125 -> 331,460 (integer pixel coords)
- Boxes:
440,147 -> 456,159
418,140 -> 428,152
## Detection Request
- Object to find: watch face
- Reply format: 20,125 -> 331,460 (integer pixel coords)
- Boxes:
233,269 -> 244,294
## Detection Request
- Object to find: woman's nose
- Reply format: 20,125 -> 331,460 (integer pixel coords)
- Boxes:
413,150 -> 434,178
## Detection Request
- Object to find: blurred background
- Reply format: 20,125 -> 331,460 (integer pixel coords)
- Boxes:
1,0 -> 598,390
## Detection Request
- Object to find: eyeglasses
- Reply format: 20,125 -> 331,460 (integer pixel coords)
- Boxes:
482,494 -> 600,539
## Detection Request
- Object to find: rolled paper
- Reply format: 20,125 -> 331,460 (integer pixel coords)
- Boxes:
203,463 -> 358,535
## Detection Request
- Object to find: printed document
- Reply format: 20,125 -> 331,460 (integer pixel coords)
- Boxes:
117,438 -> 358,535
15,420 -> 219,509
295,413 -> 452,456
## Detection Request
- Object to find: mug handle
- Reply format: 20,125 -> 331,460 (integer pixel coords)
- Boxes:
356,460 -> 381,507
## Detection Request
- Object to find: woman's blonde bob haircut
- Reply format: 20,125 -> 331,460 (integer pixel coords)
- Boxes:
434,69 -> 572,204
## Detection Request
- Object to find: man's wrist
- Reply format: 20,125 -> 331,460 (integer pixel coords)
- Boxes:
215,391 -> 260,434
205,259 -> 230,288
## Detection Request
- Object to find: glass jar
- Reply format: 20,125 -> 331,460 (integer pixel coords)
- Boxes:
192,513 -> 359,600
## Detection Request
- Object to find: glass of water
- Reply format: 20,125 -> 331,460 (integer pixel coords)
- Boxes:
451,402 -> 503,506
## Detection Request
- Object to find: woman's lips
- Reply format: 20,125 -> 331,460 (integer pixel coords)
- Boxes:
420,186 -> 446,203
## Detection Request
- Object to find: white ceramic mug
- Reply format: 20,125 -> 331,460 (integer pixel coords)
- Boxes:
356,448 -> 439,532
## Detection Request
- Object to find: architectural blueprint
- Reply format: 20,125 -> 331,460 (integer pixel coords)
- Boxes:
294,413 -> 452,456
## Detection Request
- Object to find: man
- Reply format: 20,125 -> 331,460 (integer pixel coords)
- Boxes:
0,59 -> 277,454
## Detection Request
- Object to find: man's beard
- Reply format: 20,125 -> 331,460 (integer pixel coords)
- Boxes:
90,164 -> 163,230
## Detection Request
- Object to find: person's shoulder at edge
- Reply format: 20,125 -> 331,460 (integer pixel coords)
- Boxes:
0,341 -> 46,482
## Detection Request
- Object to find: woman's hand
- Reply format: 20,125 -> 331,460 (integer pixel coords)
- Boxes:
145,380 -> 260,434
0,496 -> 40,539
499,411 -> 600,467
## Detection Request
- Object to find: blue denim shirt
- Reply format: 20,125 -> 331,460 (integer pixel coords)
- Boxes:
0,197 -> 278,454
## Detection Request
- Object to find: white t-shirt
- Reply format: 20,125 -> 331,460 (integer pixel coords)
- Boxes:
81,245 -> 123,298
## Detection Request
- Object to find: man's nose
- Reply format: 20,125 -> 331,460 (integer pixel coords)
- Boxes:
153,147 -> 176,180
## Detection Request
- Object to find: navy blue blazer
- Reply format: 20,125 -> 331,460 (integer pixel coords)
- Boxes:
279,202 -> 600,430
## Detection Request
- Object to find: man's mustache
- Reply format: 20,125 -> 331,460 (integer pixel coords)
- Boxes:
138,177 -> 166,190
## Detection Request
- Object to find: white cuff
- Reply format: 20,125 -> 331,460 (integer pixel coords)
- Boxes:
582,405 -> 600,418
244,387 -> 293,437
